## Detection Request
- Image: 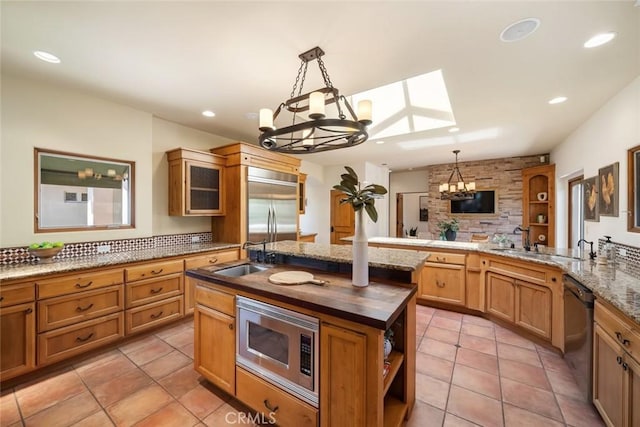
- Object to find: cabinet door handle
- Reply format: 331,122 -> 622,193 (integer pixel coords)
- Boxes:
436,280 -> 445,288
436,257 -> 446,262
615,332 -> 631,346
208,258 -> 218,264
623,362 -> 629,371
228,323 -> 234,330
617,356 -> 623,365
150,311 -> 164,319
551,277 -> 557,282
0,296 -> 4,302
151,269 -> 164,275
25,307 -> 33,314
150,287 -> 163,294
76,332 -> 94,342
263,399 -> 279,413
76,303 -> 94,312
75,281 -> 93,289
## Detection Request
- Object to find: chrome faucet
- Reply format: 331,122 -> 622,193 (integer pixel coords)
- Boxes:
514,226 -> 531,251
577,239 -> 597,260
242,240 -> 267,263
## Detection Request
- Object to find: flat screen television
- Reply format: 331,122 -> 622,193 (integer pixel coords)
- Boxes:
450,190 -> 496,214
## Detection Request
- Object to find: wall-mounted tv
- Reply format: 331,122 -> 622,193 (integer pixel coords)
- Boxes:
450,190 -> 496,214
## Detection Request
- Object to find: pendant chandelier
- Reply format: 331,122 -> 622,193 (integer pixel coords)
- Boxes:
439,150 -> 476,200
258,47 -> 372,154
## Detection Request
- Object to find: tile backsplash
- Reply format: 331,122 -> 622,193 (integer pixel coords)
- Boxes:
598,238 -> 640,278
0,232 -> 212,265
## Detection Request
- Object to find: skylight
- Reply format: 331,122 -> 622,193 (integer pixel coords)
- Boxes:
349,69 -> 456,140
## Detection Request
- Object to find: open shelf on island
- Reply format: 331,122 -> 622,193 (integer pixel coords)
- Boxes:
383,395 -> 408,427
383,351 -> 404,396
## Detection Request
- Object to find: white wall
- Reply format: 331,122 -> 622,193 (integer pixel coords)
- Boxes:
388,170 -> 429,237
402,192 -> 430,237
552,76 -> 640,248
298,160 -> 327,242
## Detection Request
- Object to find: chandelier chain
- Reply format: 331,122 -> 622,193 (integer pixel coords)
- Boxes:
316,56 -> 333,88
289,60 -> 308,100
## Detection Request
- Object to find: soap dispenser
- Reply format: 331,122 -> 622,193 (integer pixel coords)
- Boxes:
603,236 -> 616,265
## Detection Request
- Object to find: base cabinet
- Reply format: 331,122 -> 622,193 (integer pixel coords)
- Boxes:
0,301 -> 35,380
486,272 -> 516,322
419,251 -> 466,306
515,280 -> 551,339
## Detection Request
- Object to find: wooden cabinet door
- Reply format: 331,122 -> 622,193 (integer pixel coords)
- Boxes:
185,160 -> 224,215
515,280 -> 552,339
420,263 -> 465,306
624,353 -> 640,427
593,324 -> 625,427
194,304 -> 235,395
485,272 -> 515,322
0,302 -> 36,380
321,323 -> 367,427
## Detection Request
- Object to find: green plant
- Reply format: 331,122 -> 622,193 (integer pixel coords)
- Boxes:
333,166 -> 388,222
437,218 -> 459,234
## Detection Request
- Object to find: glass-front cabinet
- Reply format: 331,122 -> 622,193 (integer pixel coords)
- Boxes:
167,148 -> 226,216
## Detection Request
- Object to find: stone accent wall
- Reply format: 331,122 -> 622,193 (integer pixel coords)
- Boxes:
428,154 -> 548,244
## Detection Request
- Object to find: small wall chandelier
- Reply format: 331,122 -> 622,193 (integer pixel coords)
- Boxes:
439,150 -> 476,200
258,47 -> 372,154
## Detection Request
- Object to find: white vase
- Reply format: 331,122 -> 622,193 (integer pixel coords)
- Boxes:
352,209 -> 369,287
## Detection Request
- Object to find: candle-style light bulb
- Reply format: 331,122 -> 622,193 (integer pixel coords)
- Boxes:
259,108 -> 274,130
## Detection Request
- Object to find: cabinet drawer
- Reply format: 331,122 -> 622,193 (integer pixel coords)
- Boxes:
38,312 -> 123,366
1,283 -> 35,307
125,260 -> 183,282
125,274 -> 183,308
38,285 -> 124,332
184,249 -> 239,270
595,300 -> 640,360
37,269 -> 123,299
236,367 -> 317,427
195,283 -> 235,316
421,263 -> 465,306
125,296 -> 183,335
427,251 -> 466,265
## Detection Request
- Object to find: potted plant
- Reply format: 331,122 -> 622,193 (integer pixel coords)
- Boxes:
437,218 -> 459,241
333,166 -> 387,287
407,227 -> 418,238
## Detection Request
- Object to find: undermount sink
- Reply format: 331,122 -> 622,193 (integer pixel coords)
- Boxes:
211,263 -> 269,277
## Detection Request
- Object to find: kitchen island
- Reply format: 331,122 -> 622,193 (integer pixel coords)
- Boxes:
186,243 -> 426,427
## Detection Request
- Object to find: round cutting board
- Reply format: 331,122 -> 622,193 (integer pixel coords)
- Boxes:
268,271 -> 326,286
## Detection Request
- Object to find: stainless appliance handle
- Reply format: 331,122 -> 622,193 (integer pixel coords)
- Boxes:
273,206 -> 278,242
267,207 -> 272,242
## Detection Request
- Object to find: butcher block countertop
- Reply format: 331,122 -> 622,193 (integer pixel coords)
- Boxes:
187,261 -> 417,330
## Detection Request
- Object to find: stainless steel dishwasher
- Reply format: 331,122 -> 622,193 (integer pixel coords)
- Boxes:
564,274 -> 595,402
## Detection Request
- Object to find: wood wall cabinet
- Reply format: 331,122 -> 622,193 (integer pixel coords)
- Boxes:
0,283 -> 36,380
167,147 -> 226,216
593,300 -> 640,426
299,173 -> 307,214
419,251 -> 466,306
183,248 -> 240,314
522,164 -> 555,247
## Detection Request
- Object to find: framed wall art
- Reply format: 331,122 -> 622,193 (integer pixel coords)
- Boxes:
583,176 -> 599,222
598,162 -> 619,217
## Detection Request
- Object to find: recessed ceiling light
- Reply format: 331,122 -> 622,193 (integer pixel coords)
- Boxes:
245,112 -> 258,120
500,18 -> 541,42
584,32 -> 617,48
448,127 -> 460,133
548,96 -> 568,105
33,51 -> 60,63
202,110 -> 215,117
376,140 -> 385,145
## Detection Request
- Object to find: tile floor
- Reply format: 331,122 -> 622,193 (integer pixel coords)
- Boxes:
0,306 -> 606,427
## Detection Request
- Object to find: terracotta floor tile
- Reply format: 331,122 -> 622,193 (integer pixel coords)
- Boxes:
539,351 -> 575,375
119,334 -> 163,355
24,390 -> 100,427
178,383 -> 227,420
458,334 -> 497,356
177,342 -> 195,359
141,350 -> 191,380
71,410 -> 115,427
494,326 -> 536,350
500,377 -> 563,422
406,401 -> 445,427
417,305 -> 436,317
461,323 -> 495,340
106,384 -> 174,427
416,351 -> 454,382
447,385 -> 504,427
452,364 -> 501,400
443,412 -> 482,426
430,316 -> 462,332
89,368 -> 153,407
455,347 -> 499,375
15,369 -> 87,418
556,394 -> 605,427
416,372 -> 450,410
155,320 -> 193,340
546,369 -> 585,400
76,352 -> 137,388
125,337 -> 174,366
72,349 -> 121,370
425,325 -> 460,345
0,390 -> 21,427
503,404 -> 564,427
497,342 -> 542,367
462,314 -> 494,328
418,338 -> 458,362
416,311 -> 434,326
158,365 -> 204,398
133,401 -> 199,427
202,403 -> 251,427
434,309 -> 464,321
498,358 -> 551,390
163,329 -> 194,349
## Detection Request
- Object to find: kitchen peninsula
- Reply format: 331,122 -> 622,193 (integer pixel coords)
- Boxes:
186,242 -> 427,427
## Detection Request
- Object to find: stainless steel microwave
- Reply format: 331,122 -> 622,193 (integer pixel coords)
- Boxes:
236,296 -> 319,407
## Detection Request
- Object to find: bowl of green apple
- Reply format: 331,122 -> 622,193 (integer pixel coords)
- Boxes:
28,242 -> 64,264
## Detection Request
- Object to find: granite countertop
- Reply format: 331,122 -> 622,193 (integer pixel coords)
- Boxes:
261,241 -> 428,272
0,243 -> 240,283
187,262 -> 416,330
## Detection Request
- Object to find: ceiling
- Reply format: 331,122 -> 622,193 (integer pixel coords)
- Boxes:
2,1 -> 639,171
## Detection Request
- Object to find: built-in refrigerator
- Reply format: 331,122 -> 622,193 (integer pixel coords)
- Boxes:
247,167 -> 298,242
